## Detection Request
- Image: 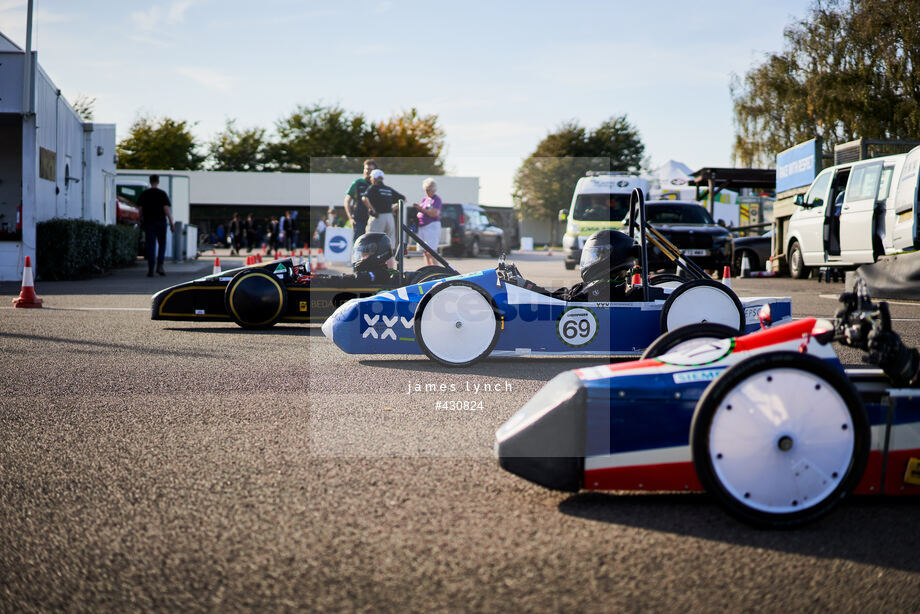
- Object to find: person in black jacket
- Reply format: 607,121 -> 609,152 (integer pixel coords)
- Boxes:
137,174 -> 175,277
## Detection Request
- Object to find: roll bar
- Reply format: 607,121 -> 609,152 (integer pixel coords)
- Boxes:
395,200 -> 459,282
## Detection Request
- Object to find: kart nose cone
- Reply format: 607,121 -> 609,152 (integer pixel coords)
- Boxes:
495,371 -> 587,492
322,299 -> 359,344
321,312 -> 335,340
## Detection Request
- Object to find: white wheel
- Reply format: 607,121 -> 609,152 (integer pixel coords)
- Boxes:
691,352 -> 869,527
660,279 -> 744,334
415,281 -> 500,366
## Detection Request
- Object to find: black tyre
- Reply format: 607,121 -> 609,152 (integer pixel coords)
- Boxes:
788,240 -> 807,279
690,352 -> 869,528
409,265 -> 454,284
659,279 -> 745,334
468,238 -> 481,258
733,249 -> 759,276
224,270 -> 288,329
641,323 -> 738,359
564,260 -> 577,271
414,280 -> 501,367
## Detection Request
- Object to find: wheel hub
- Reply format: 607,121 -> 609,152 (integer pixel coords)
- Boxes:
777,435 -> 794,452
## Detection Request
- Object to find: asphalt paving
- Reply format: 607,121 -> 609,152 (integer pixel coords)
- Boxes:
1,252 -> 918,612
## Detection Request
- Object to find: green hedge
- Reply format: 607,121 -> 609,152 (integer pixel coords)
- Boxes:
36,219 -> 139,280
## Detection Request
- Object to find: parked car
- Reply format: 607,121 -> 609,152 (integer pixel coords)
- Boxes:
636,201 -> 733,272
732,230 -> 772,274
440,203 -> 504,257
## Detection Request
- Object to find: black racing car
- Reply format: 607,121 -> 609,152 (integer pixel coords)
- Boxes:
152,226 -> 454,328
639,201 -> 734,272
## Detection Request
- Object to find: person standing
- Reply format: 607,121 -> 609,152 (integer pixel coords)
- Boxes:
244,213 -> 257,253
416,178 -> 442,266
281,210 -> 294,252
137,174 -> 175,277
228,213 -> 242,256
344,159 -> 377,242
362,169 -> 405,268
268,216 -> 280,253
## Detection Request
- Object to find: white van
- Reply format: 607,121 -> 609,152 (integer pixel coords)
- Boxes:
560,173 -> 649,270
785,146 -> 920,278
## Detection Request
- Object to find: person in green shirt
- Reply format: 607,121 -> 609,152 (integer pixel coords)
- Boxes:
344,159 -> 377,241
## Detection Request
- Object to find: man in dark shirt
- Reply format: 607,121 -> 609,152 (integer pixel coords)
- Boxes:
344,159 -> 377,242
362,169 -> 405,267
137,174 -> 175,277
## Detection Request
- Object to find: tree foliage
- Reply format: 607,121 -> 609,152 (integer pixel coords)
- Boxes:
732,0 -> 920,166
117,116 -> 205,170
71,95 -> 95,122
513,116 -> 645,242
264,103 -> 368,173
363,108 -> 446,174
207,119 -> 267,171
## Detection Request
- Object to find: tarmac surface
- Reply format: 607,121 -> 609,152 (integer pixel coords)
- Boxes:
1,250 -> 919,612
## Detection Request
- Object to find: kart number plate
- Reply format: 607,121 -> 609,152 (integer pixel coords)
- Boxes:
683,249 -> 709,256
906,458 -> 920,486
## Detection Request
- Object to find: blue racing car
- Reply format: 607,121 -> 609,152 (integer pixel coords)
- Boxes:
323,190 -> 791,366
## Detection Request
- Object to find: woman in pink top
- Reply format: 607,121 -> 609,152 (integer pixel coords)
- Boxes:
416,178 -> 442,266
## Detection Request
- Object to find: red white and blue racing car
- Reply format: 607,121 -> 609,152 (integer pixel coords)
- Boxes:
496,283 -> 920,527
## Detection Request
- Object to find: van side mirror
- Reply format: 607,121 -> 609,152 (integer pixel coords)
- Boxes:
558,209 -> 568,223
794,194 -> 805,206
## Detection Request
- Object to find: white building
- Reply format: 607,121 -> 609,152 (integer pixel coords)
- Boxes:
0,31 -> 116,281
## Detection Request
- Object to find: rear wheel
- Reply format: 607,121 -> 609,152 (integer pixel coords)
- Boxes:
788,240 -> 807,279
468,238 -> 481,258
690,352 -> 869,528
414,280 -> 500,367
641,323 -> 738,359
409,265 -> 453,284
659,279 -> 745,334
224,270 -> 287,328
564,260 -> 577,270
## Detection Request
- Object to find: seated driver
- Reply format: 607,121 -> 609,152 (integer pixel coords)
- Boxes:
529,230 -> 640,302
350,232 -> 394,281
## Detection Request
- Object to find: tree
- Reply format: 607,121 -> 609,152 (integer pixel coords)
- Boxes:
263,103 -> 368,173
207,119 -> 267,171
72,95 -> 95,122
513,116 -> 645,243
117,116 -> 205,170
363,108 -> 446,174
732,0 -> 920,166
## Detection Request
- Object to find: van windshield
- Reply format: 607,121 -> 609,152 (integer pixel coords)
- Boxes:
645,204 -> 715,224
573,194 -> 631,222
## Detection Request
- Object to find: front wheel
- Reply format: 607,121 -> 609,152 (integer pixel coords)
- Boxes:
641,323 -> 738,359
564,260 -> 577,270
224,270 -> 287,328
788,240 -> 807,279
659,279 -> 745,334
414,280 -> 501,367
690,352 -> 869,528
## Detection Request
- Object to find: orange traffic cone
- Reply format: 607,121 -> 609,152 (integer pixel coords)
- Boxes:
212,257 -> 221,275
13,256 -> 43,308
256,253 -> 263,263
547,246 -> 553,256
315,248 -> 328,270
722,265 -> 732,290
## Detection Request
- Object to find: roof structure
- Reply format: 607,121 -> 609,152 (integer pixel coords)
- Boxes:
687,167 -> 777,196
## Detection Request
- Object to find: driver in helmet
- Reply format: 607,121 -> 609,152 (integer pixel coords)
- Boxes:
350,232 -> 394,281
527,230 -> 640,302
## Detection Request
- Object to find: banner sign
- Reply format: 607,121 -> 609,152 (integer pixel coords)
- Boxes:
324,227 -> 352,262
776,138 -> 822,193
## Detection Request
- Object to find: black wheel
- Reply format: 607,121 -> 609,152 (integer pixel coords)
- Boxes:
733,249 -> 759,276
409,265 -> 454,284
648,273 -> 688,290
224,270 -> 287,329
659,279 -> 745,334
564,260 -> 577,271
490,241 -> 503,257
788,240 -> 807,279
414,280 -> 501,367
641,323 -> 738,359
690,352 -> 869,528
468,238 -> 481,258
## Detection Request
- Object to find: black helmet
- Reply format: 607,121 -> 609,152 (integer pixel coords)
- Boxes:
580,229 -> 637,284
352,232 -> 392,272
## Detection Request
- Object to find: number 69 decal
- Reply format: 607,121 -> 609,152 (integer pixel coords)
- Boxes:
556,307 -> 599,347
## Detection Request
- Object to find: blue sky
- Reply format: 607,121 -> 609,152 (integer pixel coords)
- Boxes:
0,0 -> 812,203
